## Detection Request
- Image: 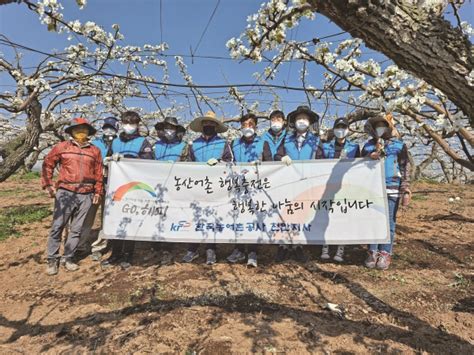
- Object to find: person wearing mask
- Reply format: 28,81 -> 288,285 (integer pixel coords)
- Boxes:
262,110 -> 287,161
274,105 -> 322,263
317,117 -> 360,262
153,116 -> 188,265
76,117 -> 119,261
41,118 -> 103,275
101,111 -> 154,269
222,113 -> 263,267
182,111 -> 229,265
362,113 -> 411,270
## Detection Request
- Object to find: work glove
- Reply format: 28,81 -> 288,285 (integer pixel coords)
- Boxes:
103,156 -> 112,164
251,160 -> 261,166
112,153 -> 122,162
207,158 -> 219,166
281,155 -> 292,166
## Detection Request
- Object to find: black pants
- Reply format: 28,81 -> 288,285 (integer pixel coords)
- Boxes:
236,244 -> 258,253
110,239 -> 135,260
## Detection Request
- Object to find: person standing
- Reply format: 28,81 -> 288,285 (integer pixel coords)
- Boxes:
274,105 -> 322,263
317,117 -> 360,262
153,116 -> 188,265
42,118 -> 103,275
182,111 -> 228,265
361,113 -> 411,270
222,113 -> 264,267
77,117 -> 119,261
101,111 -> 154,269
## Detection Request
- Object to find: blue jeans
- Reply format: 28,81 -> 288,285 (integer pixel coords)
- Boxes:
369,195 -> 400,254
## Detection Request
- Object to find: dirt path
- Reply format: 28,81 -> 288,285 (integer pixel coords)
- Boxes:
0,178 -> 472,353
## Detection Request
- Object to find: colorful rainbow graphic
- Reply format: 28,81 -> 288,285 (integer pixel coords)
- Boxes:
113,181 -> 157,201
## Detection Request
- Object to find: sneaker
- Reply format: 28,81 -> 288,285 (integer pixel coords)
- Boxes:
275,246 -> 288,262
64,259 -> 79,272
90,251 -> 102,262
206,249 -> 216,265
333,246 -> 345,263
227,248 -> 246,263
364,250 -> 378,269
376,251 -> 392,270
293,246 -> 308,263
182,250 -> 199,263
160,251 -> 173,265
46,259 -> 59,276
321,245 -> 330,260
120,254 -> 133,270
247,252 -> 257,267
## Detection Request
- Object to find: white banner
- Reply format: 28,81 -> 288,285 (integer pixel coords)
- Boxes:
103,158 -> 390,245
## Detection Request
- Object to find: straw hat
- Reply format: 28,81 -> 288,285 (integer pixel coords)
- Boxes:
189,111 -> 228,134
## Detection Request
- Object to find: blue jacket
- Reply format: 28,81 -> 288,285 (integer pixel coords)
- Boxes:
154,139 -> 187,162
190,135 -> 226,162
321,139 -> 360,159
276,132 -> 321,160
261,129 -> 286,161
111,136 -> 146,158
362,138 -> 410,190
91,137 -> 112,159
230,136 -> 264,162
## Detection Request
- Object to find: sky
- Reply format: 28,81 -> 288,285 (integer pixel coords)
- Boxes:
0,0 -> 473,127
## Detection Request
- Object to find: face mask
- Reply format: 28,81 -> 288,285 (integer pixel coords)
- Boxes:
376,127 -> 388,138
241,127 -> 255,138
271,121 -> 283,133
334,128 -> 348,139
295,119 -> 309,132
71,127 -> 89,143
103,127 -> 117,136
123,124 -> 137,135
164,129 -> 176,140
202,126 -> 216,137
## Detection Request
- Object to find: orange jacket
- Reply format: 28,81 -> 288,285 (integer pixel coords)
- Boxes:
41,140 -> 103,195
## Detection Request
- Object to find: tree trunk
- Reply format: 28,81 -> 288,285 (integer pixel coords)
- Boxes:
310,0 -> 474,124
0,97 -> 42,182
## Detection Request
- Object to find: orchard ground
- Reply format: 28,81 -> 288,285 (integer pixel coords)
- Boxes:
0,174 -> 472,353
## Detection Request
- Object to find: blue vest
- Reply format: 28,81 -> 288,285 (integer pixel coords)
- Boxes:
192,135 -> 226,162
91,138 -> 111,159
322,139 -> 359,159
231,136 -> 264,162
111,136 -> 146,158
154,140 -> 186,162
283,132 -> 321,160
261,129 -> 286,159
362,138 -> 405,188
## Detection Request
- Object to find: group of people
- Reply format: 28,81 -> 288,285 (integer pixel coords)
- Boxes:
41,105 -> 411,276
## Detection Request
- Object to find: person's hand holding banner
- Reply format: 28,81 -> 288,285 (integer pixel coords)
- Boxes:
281,155 -> 292,166
207,158 -> 219,166
112,153 -> 122,162
46,186 -> 56,198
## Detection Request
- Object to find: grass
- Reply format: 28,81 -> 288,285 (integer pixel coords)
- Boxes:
0,205 -> 52,241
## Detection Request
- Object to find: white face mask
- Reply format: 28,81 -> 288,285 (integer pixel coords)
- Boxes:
123,124 -> 137,134
241,127 -> 255,138
375,127 -> 388,138
164,129 -> 176,140
270,121 -> 283,133
103,127 -> 117,136
295,119 -> 309,132
334,128 -> 348,139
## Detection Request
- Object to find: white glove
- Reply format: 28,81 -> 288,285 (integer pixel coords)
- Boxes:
251,160 -> 261,165
207,158 -> 219,166
281,155 -> 292,166
112,153 -> 122,162
103,157 -> 112,164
